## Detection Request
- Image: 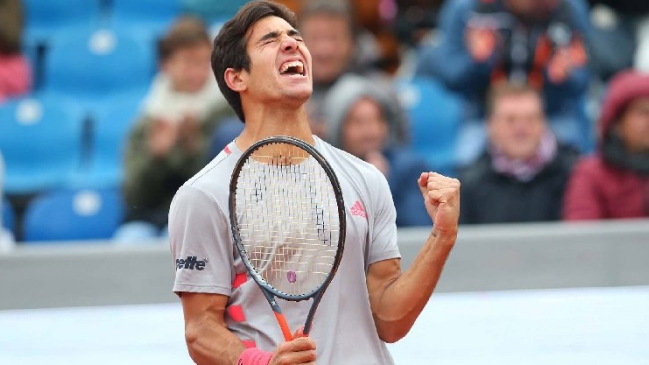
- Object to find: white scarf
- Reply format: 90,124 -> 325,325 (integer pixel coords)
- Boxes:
141,73 -> 227,124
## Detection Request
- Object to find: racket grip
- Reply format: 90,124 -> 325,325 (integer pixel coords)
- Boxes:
274,312 -> 293,341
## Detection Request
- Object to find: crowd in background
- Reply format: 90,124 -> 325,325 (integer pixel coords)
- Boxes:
1,0 -> 648,246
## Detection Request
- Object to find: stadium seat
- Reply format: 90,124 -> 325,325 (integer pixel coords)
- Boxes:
182,0 -> 250,23
43,29 -> 154,108
111,0 -> 181,42
0,97 -> 84,195
67,98 -> 142,189
23,0 -> 101,44
396,76 -> 462,176
1,199 -> 14,235
23,188 -> 124,242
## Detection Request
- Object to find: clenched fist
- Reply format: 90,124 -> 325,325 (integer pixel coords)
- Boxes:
418,172 -> 461,236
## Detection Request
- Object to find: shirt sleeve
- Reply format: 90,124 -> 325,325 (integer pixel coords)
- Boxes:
368,169 -> 401,266
168,185 -> 234,296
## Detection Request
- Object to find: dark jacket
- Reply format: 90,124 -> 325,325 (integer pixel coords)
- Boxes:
460,145 -> 579,224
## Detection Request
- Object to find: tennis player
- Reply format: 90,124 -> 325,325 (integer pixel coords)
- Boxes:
168,1 -> 460,364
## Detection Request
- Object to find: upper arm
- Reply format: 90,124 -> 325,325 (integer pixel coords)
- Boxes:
169,185 -> 235,296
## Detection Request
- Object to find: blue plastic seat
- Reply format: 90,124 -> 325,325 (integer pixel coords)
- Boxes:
396,76 -> 462,176
23,188 -> 124,242
182,0 -> 249,23
67,97 -> 142,189
23,0 -> 101,44
43,29 -> 154,108
0,96 -> 84,195
111,0 -> 181,41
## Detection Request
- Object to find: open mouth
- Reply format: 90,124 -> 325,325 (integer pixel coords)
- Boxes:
279,60 -> 305,77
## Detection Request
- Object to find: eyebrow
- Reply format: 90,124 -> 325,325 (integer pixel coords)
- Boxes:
257,29 -> 302,44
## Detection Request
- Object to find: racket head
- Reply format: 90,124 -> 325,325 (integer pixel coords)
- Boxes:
229,136 -> 346,302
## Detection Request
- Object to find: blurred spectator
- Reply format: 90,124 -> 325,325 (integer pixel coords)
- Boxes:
0,0 -> 31,103
417,0 -> 590,163
587,0 -> 649,79
460,82 -> 579,224
299,0 -> 407,143
115,17 -> 231,242
564,70 -> 649,220
323,75 -> 430,227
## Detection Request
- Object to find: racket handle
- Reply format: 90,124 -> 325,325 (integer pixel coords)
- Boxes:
274,312 -> 293,342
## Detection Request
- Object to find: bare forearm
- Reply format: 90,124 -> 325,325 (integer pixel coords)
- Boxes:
374,230 -> 455,342
185,319 -> 246,365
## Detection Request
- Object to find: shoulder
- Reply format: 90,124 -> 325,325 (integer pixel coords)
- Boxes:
569,154 -> 613,183
317,138 -> 386,183
316,138 -> 393,207
180,147 -> 239,204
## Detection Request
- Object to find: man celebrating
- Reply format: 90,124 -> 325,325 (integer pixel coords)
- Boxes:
168,1 -> 460,364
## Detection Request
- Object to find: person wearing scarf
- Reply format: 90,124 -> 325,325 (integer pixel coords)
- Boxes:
564,70 -> 649,220
460,82 -> 579,224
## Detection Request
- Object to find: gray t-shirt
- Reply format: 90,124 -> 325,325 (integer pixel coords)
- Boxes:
169,136 -> 400,364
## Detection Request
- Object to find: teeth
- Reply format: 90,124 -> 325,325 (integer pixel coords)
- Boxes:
280,60 -> 304,75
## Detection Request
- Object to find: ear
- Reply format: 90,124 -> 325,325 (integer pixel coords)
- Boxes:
224,68 -> 247,93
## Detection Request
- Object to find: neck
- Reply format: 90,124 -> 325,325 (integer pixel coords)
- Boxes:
236,101 -> 314,151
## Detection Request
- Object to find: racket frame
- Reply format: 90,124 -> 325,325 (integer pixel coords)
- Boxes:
229,136 -> 346,340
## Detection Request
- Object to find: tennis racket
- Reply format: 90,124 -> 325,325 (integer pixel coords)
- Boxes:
229,136 -> 346,341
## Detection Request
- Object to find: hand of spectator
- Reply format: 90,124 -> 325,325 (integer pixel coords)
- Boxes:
547,47 -> 572,84
465,27 -> 497,62
178,114 -> 201,153
365,150 -> 390,177
418,172 -> 460,235
148,118 -> 179,157
547,40 -> 586,84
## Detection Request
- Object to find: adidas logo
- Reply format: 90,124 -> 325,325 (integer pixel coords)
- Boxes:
350,200 -> 367,218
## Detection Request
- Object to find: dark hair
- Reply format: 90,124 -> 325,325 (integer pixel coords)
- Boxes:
486,82 -> 544,117
211,1 -> 297,123
158,16 -> 211,62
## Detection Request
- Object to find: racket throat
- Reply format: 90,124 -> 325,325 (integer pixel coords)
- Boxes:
262,290 -> 293,341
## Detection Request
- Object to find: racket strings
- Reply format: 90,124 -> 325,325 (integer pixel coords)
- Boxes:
235,144 -> 340,298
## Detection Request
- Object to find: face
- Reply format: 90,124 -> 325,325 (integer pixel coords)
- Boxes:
617,97 -> 649,153
162,43 -> 212,93
488,92 -> 546,160
300,14 -> 354,84
342,98 -> 388,158
237,16 -> 313,105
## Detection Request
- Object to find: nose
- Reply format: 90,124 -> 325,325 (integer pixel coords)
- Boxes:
281,36 -> 298,53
